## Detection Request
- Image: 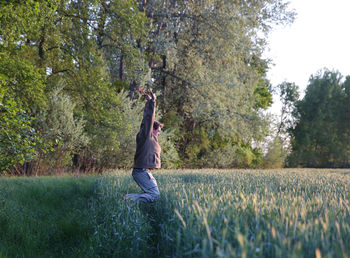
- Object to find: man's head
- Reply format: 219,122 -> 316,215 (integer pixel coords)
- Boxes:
153,121 -> 163,137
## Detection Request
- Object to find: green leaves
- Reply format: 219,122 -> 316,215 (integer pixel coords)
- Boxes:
0,52 -> 46,113
0,46 -> 46,174
0,0 -> 150,173
142,0 -> 294,167
288,70 -> 350,168
0,100 -> 39,172
0,0 -> 297,172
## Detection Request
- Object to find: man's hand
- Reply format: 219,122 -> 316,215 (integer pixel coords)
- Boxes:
145,93 -> 152,101
148,88 -> 156,101
138,87 -> 156,101
139,87 -> 152,101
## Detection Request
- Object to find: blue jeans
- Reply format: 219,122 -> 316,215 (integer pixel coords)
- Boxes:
127,168 -> 160,202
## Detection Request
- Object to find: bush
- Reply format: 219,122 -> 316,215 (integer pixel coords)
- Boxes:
110,92 -> 144,168
0,100 -> 39,174
158,128 -> 180,168
35,86 -> 88,172
202,142 -> 262,168
260,136 -> 288,169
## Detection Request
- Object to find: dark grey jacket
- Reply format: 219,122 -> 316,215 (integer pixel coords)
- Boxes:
133,99 -> 161,169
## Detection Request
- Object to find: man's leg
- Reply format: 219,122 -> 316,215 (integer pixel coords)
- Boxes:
131,168 -> 160,202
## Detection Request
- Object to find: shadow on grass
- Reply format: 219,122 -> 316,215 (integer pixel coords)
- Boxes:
138,191 -> 182,257
0,176 -> 98,257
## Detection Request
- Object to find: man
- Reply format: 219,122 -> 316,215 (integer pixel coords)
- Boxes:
125,88 -> 163,202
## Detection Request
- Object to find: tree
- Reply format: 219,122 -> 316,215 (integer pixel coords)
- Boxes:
0,0 -> 151,173
35,85 -> 89,171
0,100 -> 40,174
0,1 -> 52,174
260,82 -> 299,168
139,0 -> 295,167
288,70 -> 350,168
275,82 -> 300,135
0,0 -> 296,172
50,0 -> 149,171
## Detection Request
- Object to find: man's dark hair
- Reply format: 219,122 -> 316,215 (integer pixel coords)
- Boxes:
153,121 -> 163,130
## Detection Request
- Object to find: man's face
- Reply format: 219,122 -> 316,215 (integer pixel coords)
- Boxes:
153,127 -> 162,137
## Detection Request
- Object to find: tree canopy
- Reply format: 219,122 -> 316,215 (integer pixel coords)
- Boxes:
287,70 -> 350,168
1,0 -> 296,174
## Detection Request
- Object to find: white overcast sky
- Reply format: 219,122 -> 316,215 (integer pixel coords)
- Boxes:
265,0 -> 350,112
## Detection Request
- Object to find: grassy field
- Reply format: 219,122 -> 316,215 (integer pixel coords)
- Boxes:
0,169 -> 349,257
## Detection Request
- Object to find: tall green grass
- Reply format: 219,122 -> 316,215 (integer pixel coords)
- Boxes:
1,169 -> 350,257
158,169 -> 350,257
91,169 -> 350,257
0,175 -> 98,257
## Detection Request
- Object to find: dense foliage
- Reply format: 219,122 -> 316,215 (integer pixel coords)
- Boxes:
140,0 -> 297,168
1,0 -> 296,174
288,70 -> 350,168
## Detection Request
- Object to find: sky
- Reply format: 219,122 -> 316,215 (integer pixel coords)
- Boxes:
265,0 -> 350,113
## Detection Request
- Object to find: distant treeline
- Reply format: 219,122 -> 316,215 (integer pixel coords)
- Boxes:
287,71 -> 350,168
263,71 -> 350,169
1,1 -> 348,175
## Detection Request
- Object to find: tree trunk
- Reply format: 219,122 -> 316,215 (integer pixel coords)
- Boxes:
129,80 -> 137,99
119,55 -> 124,80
